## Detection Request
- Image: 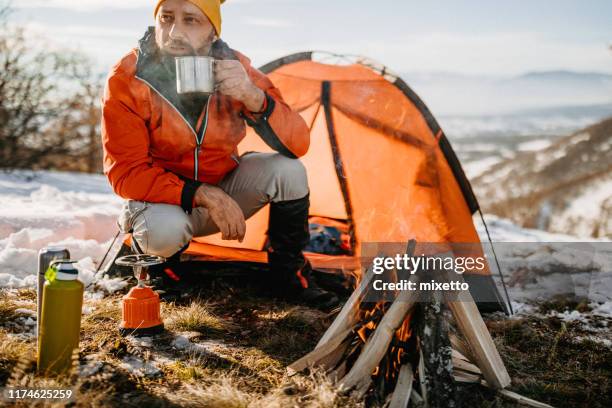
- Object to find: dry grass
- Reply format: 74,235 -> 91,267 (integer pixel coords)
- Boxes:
1,278 -> 610,407
166,301 -> 236,336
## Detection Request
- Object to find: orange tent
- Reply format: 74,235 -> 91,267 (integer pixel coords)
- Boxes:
177,52 -> 508,312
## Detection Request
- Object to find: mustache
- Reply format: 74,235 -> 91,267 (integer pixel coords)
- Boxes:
163,32 -> 216,52
164,39 -> 194,50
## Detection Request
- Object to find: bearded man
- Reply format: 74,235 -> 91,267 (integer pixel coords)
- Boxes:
101,0 -> 338,309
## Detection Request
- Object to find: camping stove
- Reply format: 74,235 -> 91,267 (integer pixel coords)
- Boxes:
115,254 -> 165,336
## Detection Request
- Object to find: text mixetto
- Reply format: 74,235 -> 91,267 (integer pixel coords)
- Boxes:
372,279 -> 470,291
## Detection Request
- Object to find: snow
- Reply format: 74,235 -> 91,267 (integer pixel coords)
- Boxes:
0,170 -> 125,292
517,139 -> 552,152
463,156 -> 502,179
552,176 -> 612,238
591,301 -> 612,317
475,214 -> 612,317
120,356 -> 162,378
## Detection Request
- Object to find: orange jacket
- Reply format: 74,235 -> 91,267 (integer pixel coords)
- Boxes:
101,30 -> 309,213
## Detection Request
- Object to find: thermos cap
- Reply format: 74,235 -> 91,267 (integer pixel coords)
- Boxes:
53,261 -> 79,281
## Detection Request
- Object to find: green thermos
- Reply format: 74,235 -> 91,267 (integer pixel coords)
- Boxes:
37,260 -> 84,375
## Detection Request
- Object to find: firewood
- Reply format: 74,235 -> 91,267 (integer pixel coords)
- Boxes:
388,363 -> 413,408
417,349 -> 428,406
498,389 -> 554,408
452,351 -> 481,374
450,333 -> 474,363
453,370 -> 482,383
328,360 -> 347,382
353,378 -> 373,400
316,257 -> 377,348
451,347 -> 470,363
410,389 -> 424,407
339,289 -> 416,392
287,326 -> 353,375
444,276 -> 511,389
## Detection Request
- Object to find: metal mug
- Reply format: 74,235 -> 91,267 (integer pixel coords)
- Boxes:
175,56 -> 216,95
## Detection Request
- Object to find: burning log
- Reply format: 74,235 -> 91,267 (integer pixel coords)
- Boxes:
338,288 -> 416,394
316,257 -> 378,348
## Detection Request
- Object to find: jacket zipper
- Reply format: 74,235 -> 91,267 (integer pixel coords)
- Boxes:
134,75 -> 212,182
193,97 -> 212,181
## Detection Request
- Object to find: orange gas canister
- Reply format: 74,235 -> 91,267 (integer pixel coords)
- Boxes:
116,255 -> 165,336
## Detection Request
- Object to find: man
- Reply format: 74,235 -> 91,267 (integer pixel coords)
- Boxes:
101,0 -> 338,309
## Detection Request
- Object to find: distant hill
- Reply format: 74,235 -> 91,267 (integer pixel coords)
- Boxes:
514,70 -> 612,83
472,117 -> 612,238
402,70 -> 612,116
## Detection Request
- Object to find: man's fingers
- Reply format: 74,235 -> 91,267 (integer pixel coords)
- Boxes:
216,77 -> 242,92
228,219 -> 239,240
214,66 -> 240,82
214,60 -> 239,70
217,218 -> 230,240
238,217 -> 246,242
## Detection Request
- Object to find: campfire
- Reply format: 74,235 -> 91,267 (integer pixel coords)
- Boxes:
289,241 -> 551,408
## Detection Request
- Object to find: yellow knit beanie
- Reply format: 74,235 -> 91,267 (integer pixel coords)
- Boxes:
154,0 -> 224,35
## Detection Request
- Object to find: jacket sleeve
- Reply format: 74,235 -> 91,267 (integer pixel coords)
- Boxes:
101,68 -> 200,213
239,59 -> 310,158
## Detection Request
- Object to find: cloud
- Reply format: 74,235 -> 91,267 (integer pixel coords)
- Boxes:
295,31 -> 612,76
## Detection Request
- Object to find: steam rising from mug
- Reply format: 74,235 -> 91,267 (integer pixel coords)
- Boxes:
175,56 -> 215,95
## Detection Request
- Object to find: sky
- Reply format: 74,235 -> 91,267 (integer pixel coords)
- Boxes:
11,0 -> 612,77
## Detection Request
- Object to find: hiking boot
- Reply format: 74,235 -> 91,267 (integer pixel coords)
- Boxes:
266,194 -> 340,310
293,263 -> 341,311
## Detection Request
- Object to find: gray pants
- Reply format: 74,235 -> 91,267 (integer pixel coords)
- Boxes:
118,152 -> 309,258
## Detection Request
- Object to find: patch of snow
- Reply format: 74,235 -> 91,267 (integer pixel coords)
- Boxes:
463,156 -> 503,179
574,336 -> 612,347
591,301 -> 612,317
517,139 -> 552,152
0,170 -> 123,293
552,176 -> 612,238
171,334 -> 230,357
125,336 -> 154,348
509,301 -> 536,316
79,361 -> 104,377
554,310 -> 587,323
475,214 -> 583,242
119,356 -> 161,378
13,308 -> 36,317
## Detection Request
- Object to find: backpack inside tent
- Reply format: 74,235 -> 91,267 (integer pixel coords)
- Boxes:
112,52 -> 509,313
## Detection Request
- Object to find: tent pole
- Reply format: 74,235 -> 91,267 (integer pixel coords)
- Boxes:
96,228 -> 121,274
478,210 -> 513,315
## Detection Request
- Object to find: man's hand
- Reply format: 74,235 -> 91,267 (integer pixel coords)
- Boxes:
194,183 -> 246,242
214,60 -> 265,112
